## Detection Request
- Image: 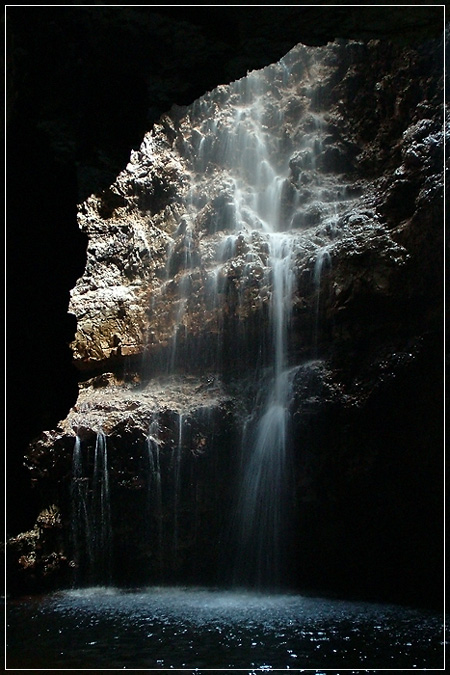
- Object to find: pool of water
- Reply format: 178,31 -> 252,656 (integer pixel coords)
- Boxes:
6,586 -> 446,669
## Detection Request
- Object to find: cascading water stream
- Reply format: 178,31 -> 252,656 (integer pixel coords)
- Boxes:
196,72 -> 299,588
232,232 -> 298,587
160,55 -> 355,588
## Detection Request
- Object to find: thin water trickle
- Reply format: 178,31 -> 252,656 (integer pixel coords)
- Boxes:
146,421 -> 164,572
71,435 -> 90,580
70,431 -> 112,584
172,413 -> 184,563
92,431 -> 112,584
313,246 -> 332,355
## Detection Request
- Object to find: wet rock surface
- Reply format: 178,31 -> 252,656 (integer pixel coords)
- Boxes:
69,39 -> 441,375
8,35 -> 444,606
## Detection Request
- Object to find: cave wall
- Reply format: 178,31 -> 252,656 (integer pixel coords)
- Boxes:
6,7 -> 445,607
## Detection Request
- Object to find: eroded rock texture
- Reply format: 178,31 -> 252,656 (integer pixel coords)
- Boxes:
9,37 -> 444,605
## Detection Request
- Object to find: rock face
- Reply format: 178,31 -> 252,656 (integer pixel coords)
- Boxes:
9,37 -> 444,605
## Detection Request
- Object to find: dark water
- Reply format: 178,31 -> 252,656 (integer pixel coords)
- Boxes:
6,586 -> 445,669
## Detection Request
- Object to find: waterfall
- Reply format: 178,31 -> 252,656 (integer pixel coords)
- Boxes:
69,44 -> 365,589
152,51 -> 355,588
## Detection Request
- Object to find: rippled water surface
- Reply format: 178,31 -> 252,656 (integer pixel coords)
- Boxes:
6,586 -> 445,669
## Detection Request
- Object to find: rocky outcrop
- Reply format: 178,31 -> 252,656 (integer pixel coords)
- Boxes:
5,505 -> 71,593
8,35 -> 444,605
20,375 -> 240,587
67,39 -> 443,374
